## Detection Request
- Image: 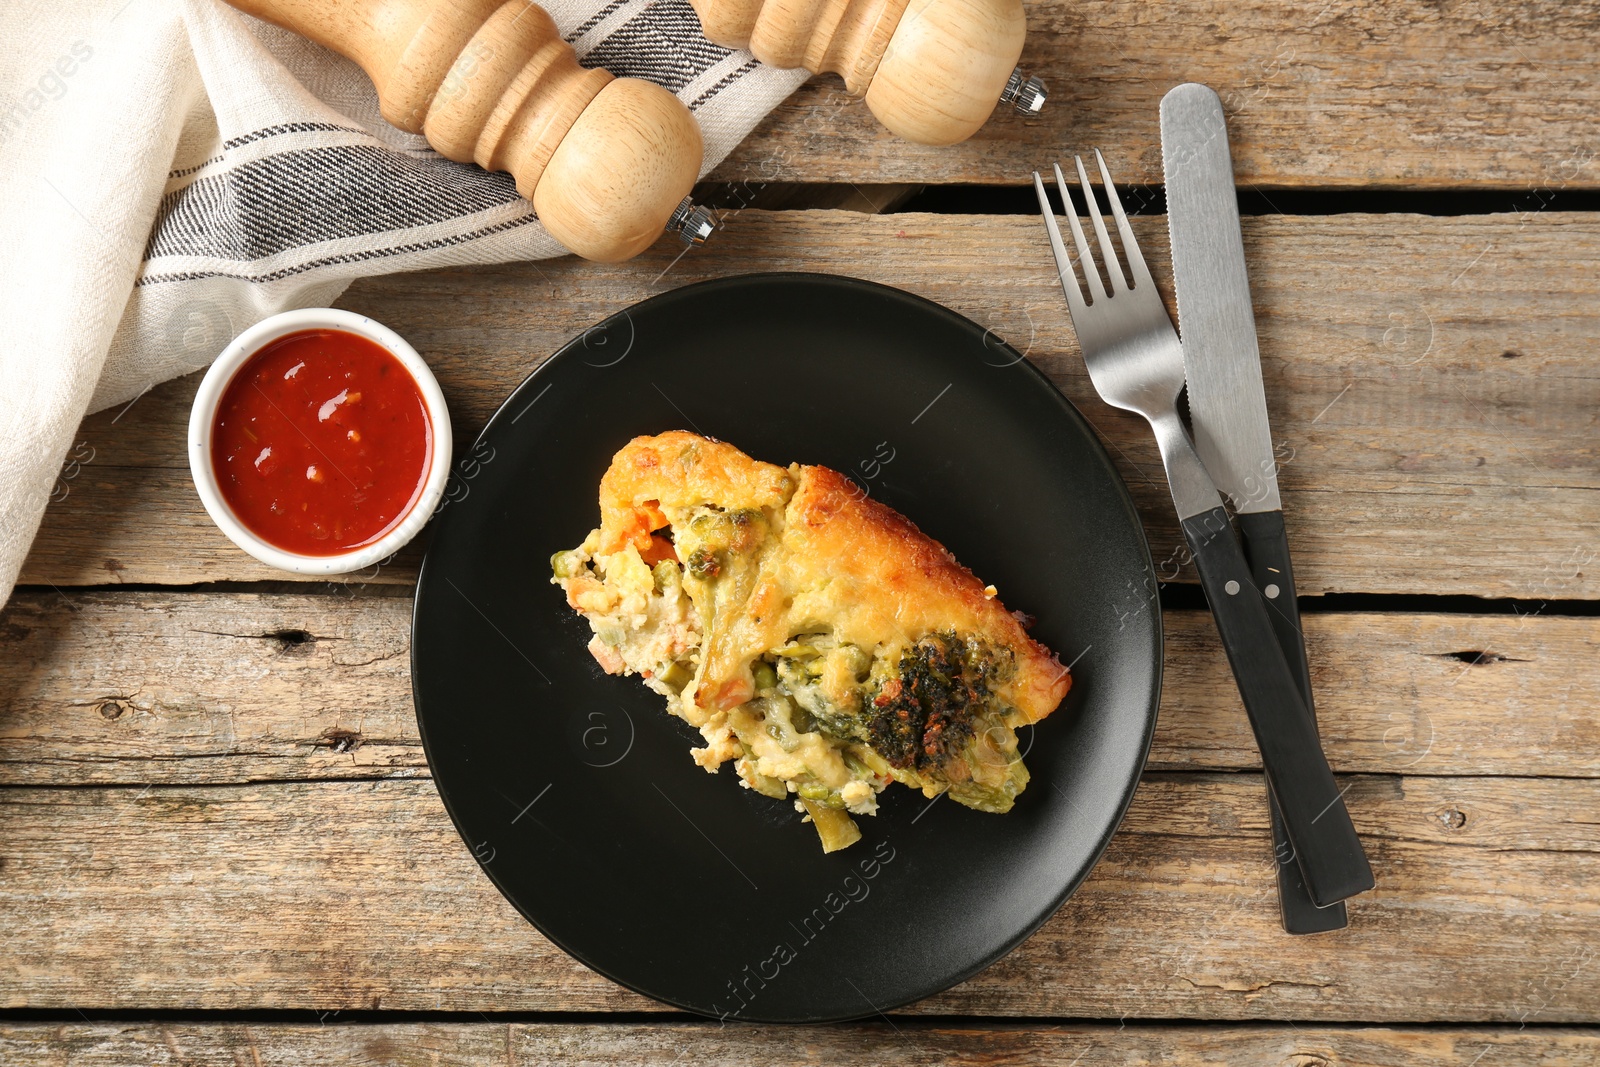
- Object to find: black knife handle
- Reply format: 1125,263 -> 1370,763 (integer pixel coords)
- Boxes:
1237,509 -> 1349,933
1180,505 -> 1375,907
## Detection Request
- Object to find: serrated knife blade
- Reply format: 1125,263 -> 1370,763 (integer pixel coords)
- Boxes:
1160,83 -> 1280,514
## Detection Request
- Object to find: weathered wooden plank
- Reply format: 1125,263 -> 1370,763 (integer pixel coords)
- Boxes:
2,592 -> 1596,785
0,774 -> 1594,1019
0,591 -> 424,783
20,212 -> 1599,596
1,1022 -> 1597,1067
711,0 -> 1600,188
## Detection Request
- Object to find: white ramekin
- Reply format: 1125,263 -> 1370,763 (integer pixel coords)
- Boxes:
188,308 -> 453,575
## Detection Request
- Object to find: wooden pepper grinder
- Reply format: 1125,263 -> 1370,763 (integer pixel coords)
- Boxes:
689,0 -> 1045,145
225,0 -> 716,262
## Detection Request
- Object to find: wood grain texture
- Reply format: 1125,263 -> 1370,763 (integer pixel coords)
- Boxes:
1,592 -> 1595,785
711,0 -> 1600,187
20,212 -> 1599,598
2,1023 -> 1597,1066
0,774 -> 1595,1018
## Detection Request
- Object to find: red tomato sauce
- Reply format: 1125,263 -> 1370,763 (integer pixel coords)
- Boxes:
211,329 -> 432,556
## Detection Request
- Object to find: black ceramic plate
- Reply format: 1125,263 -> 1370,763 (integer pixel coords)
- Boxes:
412,273 -> 1160,1023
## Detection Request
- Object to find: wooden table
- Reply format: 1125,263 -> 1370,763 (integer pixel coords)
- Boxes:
4,2 -> 1598,1063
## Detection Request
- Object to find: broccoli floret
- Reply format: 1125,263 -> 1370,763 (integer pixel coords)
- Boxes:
867,632 -> 1003,773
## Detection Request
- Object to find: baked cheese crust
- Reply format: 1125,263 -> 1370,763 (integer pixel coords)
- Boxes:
554,431 -> 1071,851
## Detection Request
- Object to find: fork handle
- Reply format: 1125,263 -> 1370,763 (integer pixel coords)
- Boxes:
1180,504 -> 1375,907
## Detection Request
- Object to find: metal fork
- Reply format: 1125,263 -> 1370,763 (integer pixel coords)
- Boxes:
1035,153 -> 1374,908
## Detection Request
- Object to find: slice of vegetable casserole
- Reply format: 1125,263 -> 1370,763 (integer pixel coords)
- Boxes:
552,431 -> 1071,852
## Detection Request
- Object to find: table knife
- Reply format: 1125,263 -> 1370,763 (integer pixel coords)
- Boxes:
1160,82 -> 1374,925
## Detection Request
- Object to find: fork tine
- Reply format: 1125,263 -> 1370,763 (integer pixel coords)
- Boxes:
1094,148 -> 1154,290
1075,154 -> 1127,294
1032,171 -> 1086,313
1053,161 -> 1106,303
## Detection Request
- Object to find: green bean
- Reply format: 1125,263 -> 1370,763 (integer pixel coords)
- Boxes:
796,781 -> 844,807
751,659 -> 778,691
750,772 -> 788,800
789,702 -> 815,734
841,750 -> 873,778
658,661 -> 691,691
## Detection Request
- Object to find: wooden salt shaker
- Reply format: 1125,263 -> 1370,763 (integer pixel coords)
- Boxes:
689,0 -> 1045,145
225,0 -> 714,262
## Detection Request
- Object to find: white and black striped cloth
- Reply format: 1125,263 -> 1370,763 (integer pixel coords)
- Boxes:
0,0 -> 806,607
